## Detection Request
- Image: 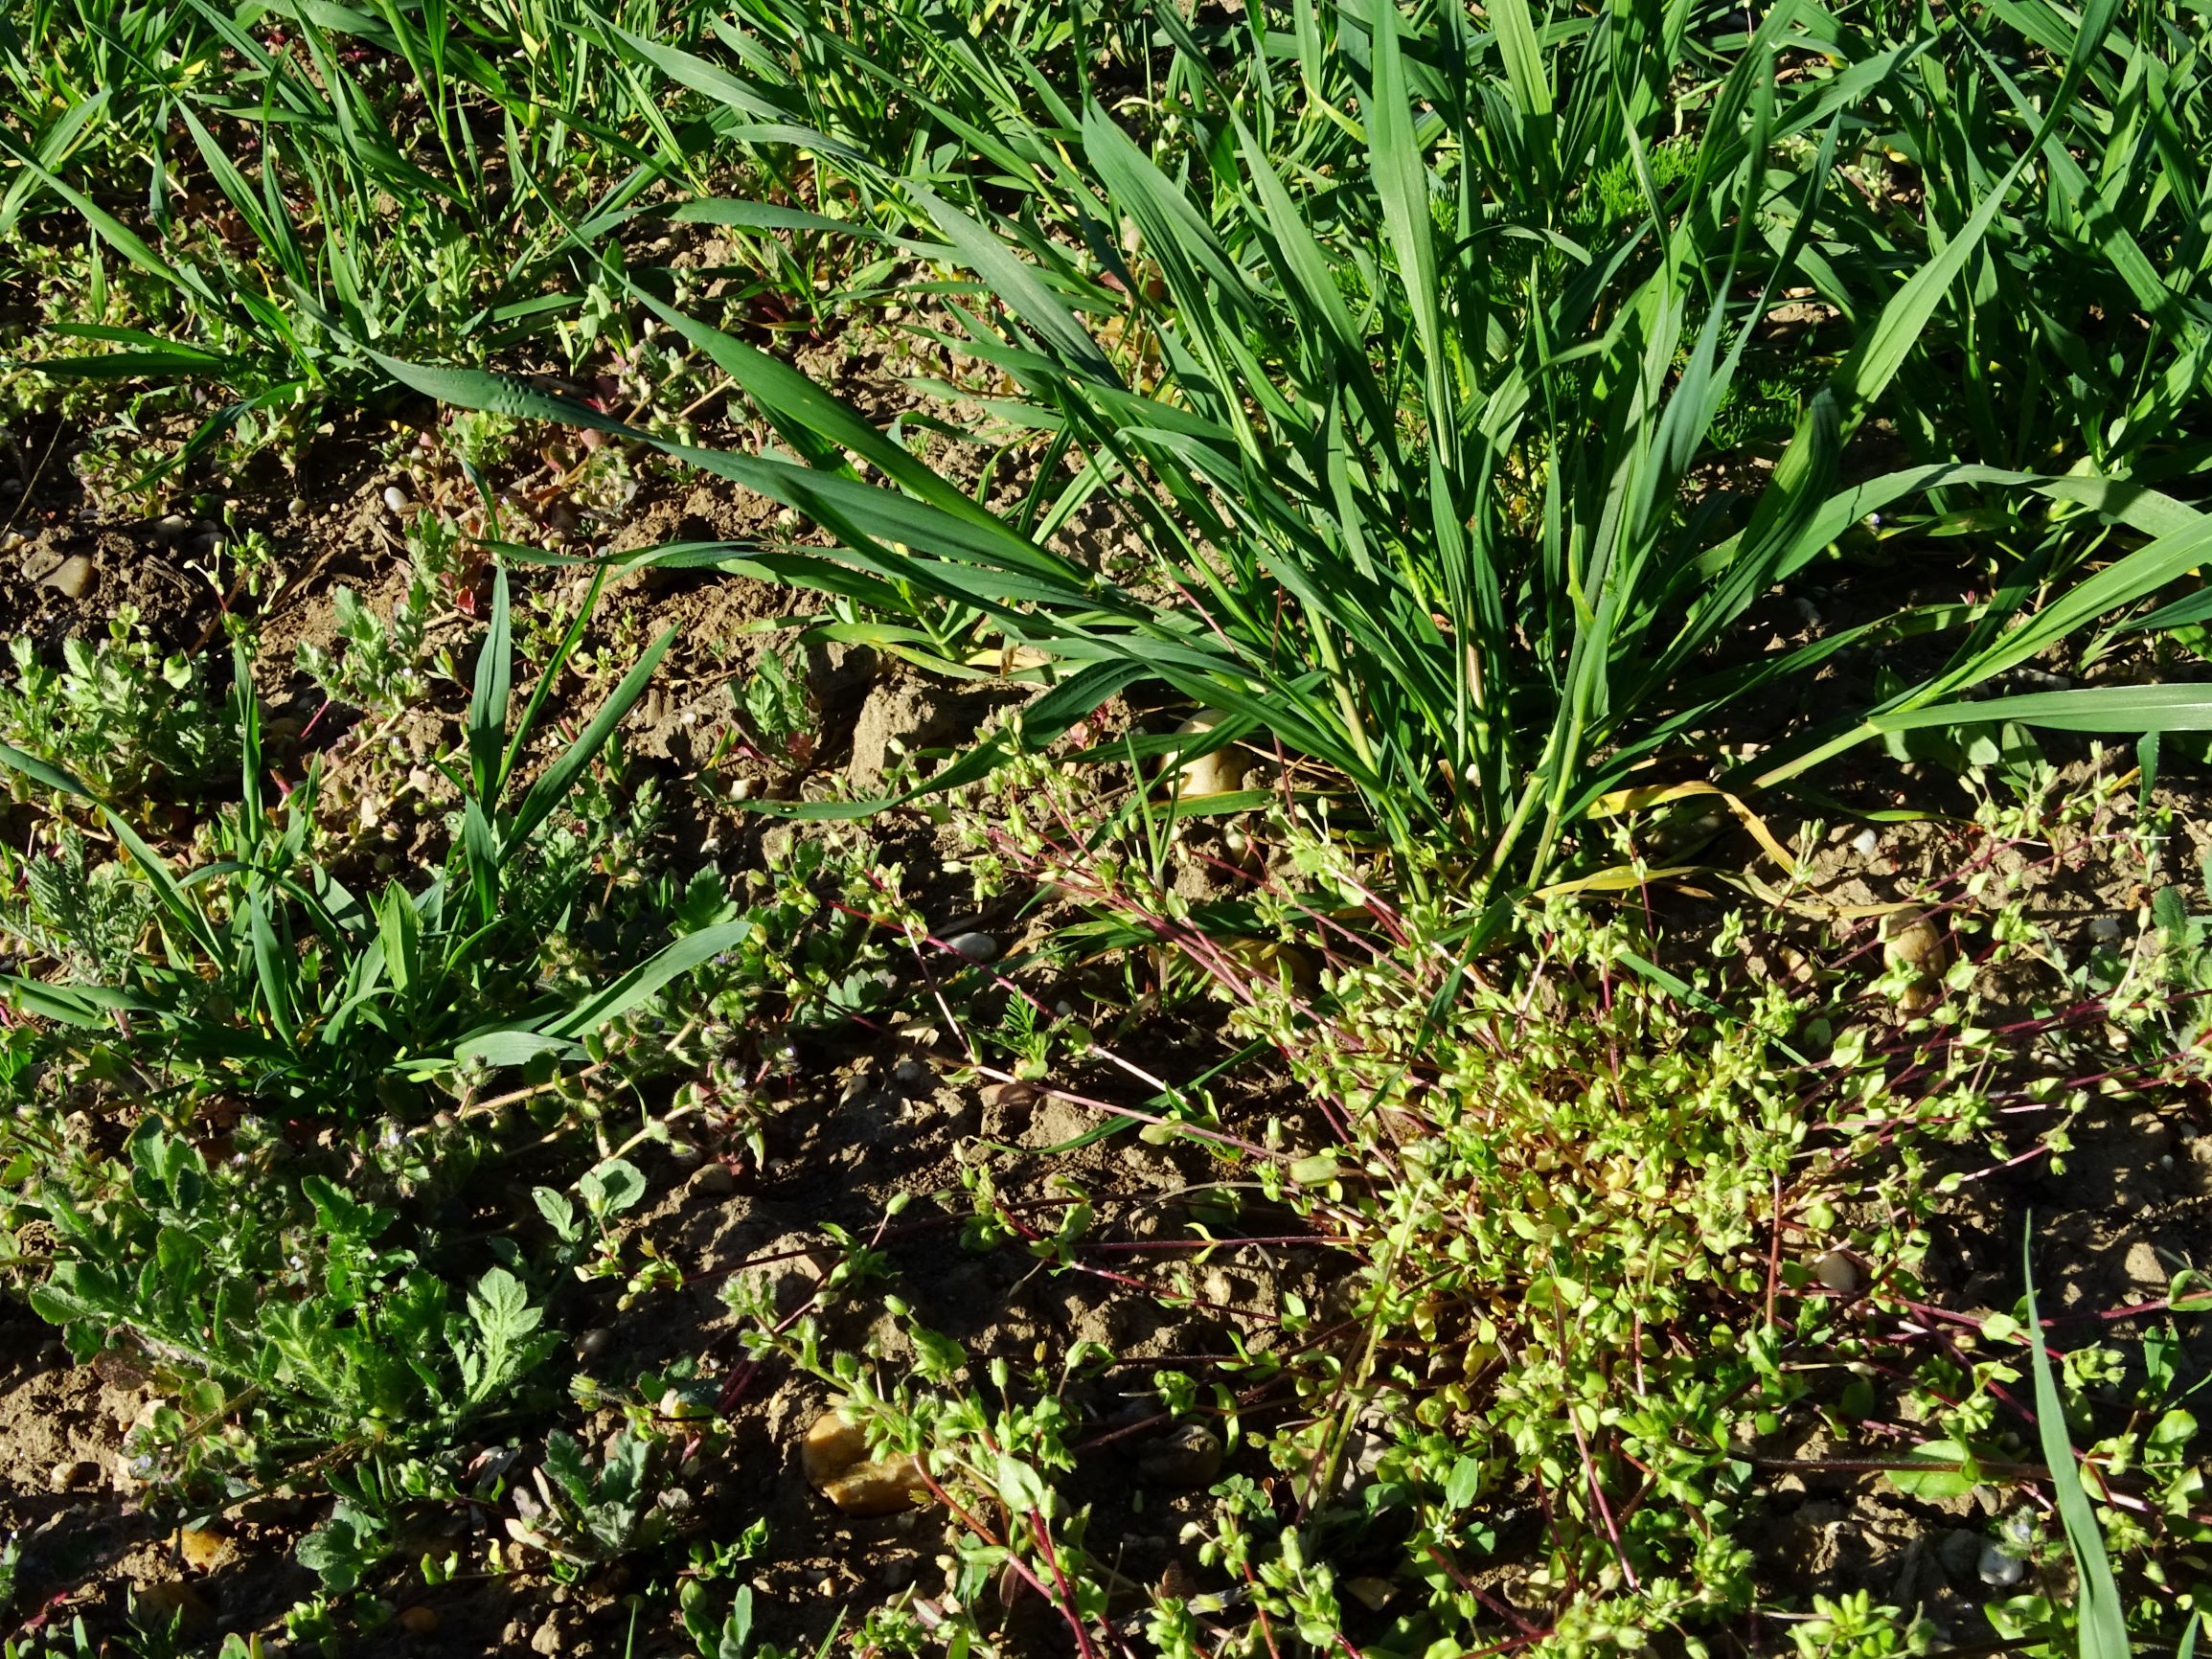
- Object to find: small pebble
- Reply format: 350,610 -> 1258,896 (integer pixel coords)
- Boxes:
1881,910 -> 1948,1008
1173,712 -> 1246,798
383,485 -> 411,514
894,1058 -> 927,1088
156,512 -> 192,539
1850,828 -> 1880,857
398,1606 -> 440,1636
692,1163 -> 737,1197
1139,1422 -> 1223,1488
660,1387 -> 712,1421
2088,915 -> 2124,942
175,1525 -> 232,1571
943,930 -> 999,963
1813,1250 -> 1865,1295
1976,1540 -> 2025,1588
823,1460 -> 932,1515
802,1412 -> 870,1487
802,1410 -> 931,1515
1345,1577 -> 1395,1612
49,1457 -> 98,1491
41,555 -> 93,602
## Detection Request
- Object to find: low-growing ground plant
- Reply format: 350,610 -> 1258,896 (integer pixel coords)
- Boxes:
0,568 -> 906,1635
874,747 -> 2212,1653
0,614 -> 231,805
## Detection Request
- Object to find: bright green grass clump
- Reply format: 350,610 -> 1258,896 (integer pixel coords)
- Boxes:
385,0 -> 2212,907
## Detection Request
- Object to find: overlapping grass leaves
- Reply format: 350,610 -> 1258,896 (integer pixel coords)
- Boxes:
0,579 -> 736,1109
409,0 -> 2205,900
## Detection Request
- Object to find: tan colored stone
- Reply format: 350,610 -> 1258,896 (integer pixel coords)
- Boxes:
1813,1250 -> 1866,1295
1345,1577 -> 1395,1612
801,1411 -> 871,1487
175,1525 -> 234,1572
802,1410 -> 930,1515
1881,910 -> 1949,1011
1172,713 -> 1246,799
823,1457 -> 931,1516
1139,1422 -> 1223,1488
41,555 -> 93,602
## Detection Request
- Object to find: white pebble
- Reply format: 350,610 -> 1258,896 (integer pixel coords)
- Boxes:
382,485 -> 411,514
1976,1541 -> 2025,1588
944,931 -> 999,963
1850,828 -> 1880,857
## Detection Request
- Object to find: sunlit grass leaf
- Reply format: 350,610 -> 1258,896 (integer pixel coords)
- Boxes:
2023,1222 -> 2132,1659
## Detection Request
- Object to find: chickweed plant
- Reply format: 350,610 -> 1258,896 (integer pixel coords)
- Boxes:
0,613 -> 230,805
866,746 -> 2212,1653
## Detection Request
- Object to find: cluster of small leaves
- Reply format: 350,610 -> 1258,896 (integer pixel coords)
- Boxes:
0,614 -> 231,803
1,825 -> 157,982
731,1287 -> 1108,1644
296,514 -> 476,717
943,754 -> 2210,1652
506,1428 -> 694,1572
22,1122 -> 558,1503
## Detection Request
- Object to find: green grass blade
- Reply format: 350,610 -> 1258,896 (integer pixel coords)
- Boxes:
1487,0 -> 1555,119
2022,1222 -> 2132,1659
504,625 -> 678,854
539,916 -> 757,1042
499,562 -> 607,800
470,567 -> 514,805
1873,684 -> 2212,735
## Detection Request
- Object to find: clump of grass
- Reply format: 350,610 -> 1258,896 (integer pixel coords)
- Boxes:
401,0 -> 2212,911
